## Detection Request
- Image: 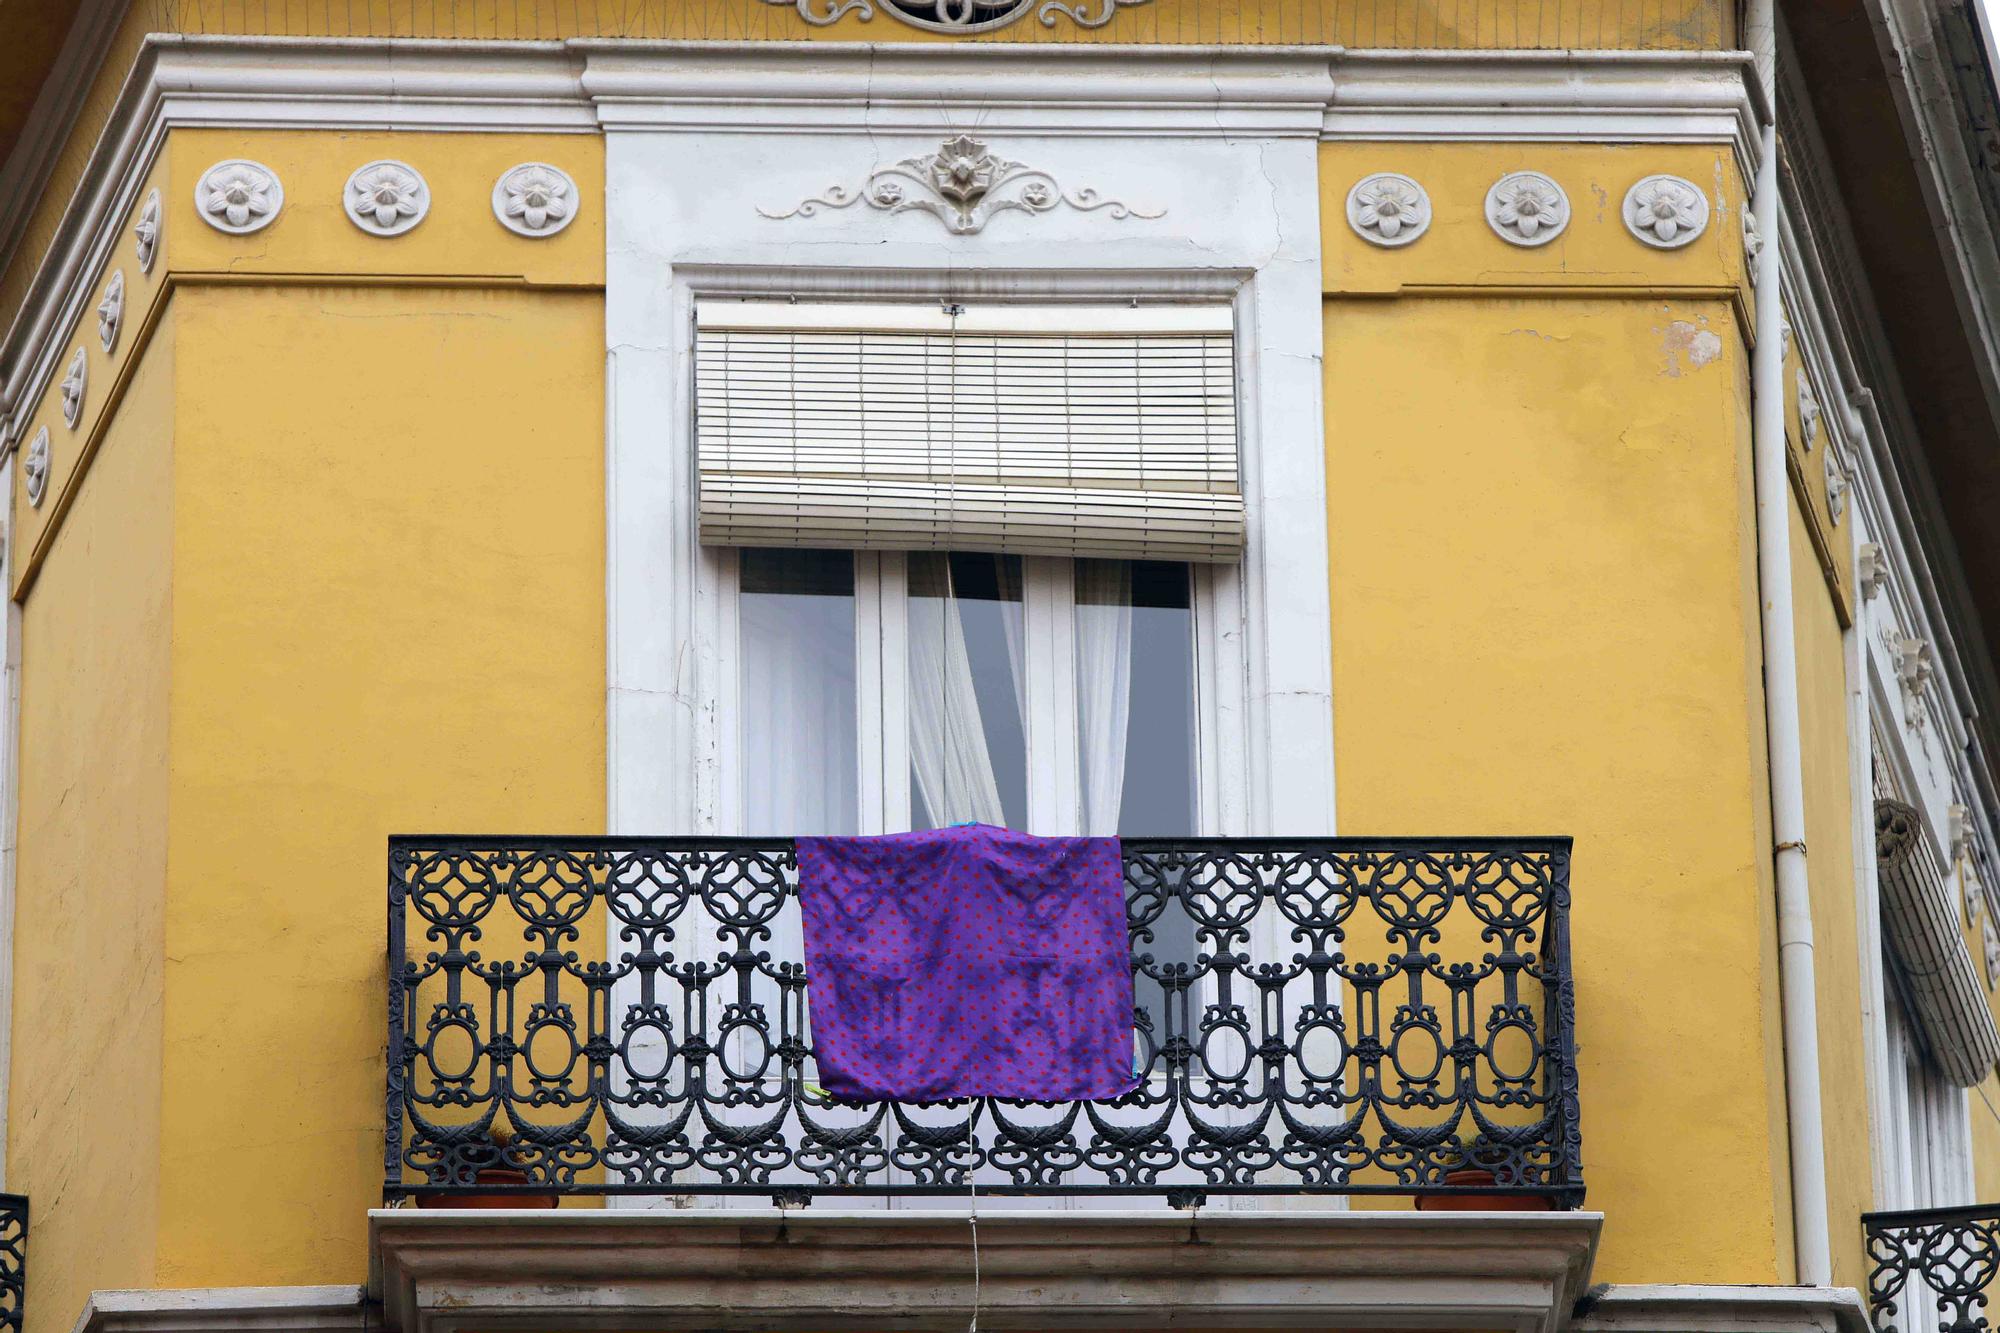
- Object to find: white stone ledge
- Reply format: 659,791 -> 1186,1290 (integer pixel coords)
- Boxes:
55,1268 -> 1877,1333
367,1207 -> 1604,1333
1571,1284 -> 1871,1333
69,1286 -> 370,1333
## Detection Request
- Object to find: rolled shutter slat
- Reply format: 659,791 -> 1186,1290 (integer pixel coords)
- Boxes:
693,300 -> 1245,562
1878,798 -> 2000,1086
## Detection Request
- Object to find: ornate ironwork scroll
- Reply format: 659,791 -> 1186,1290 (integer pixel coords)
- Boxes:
387,836 -> 1583,1206
0,1195 -> 26,1333
1867,1205 -> 2000,1333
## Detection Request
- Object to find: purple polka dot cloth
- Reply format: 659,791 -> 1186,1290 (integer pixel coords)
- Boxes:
797,824 -> 1140,1104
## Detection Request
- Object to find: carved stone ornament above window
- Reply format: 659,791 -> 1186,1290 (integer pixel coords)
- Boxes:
134,188 -> 161,273
1893,633 -> 1934,731
1346,173 -> 1431,248
59,348 -> 85,429
492,163 -> 578,238
1621,174 -> 1709,248
762,135 -> 1163,236
196,159 -> 282,235
97,270 -> 125,354
1824,449 -> 1847,523
21,428 -> 47,509
761,0 -> 1148,32
1484,171 -> 1569,247
1742,206 -> 1761,284
345,160 -> 430,237
1986,914 -> 2000,990
1859,542 -> 1889,599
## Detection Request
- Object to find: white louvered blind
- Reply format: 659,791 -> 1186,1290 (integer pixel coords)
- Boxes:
694,301 -> 1244,561
1877,797 -> 2000,1086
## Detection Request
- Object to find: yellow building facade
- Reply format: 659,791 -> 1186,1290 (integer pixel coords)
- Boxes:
0,4 -> 1997,1333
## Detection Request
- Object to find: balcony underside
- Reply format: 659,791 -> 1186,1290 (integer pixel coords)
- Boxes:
368,1208 -> 1604,1333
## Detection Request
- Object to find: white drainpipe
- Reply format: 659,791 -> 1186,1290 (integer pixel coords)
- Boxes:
1746,0 -> 1834,1288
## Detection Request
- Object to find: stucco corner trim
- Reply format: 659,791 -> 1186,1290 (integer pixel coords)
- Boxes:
368,1208 -> 1603,1333
69,1285 -> 370,1333
1571,1284 -> 1871,1333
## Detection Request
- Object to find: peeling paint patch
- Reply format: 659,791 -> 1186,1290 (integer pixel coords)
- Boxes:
1659,319 -> 1724,377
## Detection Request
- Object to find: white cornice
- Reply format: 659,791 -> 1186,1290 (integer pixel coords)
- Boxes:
369,1208 -> 1603,1333
1325,48 -> 1763,175
0,35 -> 1763,453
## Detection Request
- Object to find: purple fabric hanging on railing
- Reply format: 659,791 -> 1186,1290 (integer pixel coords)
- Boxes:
797,824 -> 1139,1103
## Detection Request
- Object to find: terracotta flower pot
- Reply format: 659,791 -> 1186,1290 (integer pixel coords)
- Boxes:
1413,1167 -> 1554,1212
416,1167 -> 560,1210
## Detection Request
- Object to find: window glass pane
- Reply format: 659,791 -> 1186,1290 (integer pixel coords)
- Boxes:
908,552 -> 1027,831
1077,560 -> 1196,837
739,548 -> 858,835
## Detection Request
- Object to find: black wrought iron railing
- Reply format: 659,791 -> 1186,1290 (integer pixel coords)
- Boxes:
386,835 -> 1583,1207
1866,1204 -> 2000,1333
0,1195 -> 27,1333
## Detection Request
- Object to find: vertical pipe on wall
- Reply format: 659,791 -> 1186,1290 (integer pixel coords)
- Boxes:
1746,0 -> 1834,1288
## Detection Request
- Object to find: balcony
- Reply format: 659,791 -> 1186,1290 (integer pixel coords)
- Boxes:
386,835 -> 1583,1209
1865,1205 -> 2000,1333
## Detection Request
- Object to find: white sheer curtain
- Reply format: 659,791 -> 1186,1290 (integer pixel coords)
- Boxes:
909,556 -> 1009,827
739,554 -> 857,834
1075,560 -> 1135,834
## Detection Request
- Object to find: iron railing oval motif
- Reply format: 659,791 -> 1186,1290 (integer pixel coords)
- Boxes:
1866,1205 -> 2000,1333
386,836 -> 1584,1206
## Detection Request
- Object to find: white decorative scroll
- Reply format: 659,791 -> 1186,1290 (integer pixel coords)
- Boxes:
21,429 -> 47,509
196,159 -> 282,235
1484,171 -> 1570,247
1621,174 -> 1709,248
345,160 -> 430,237
58,349 -> 85,428
134,188 -> 161,273
762,135 -> 1162,236
96,270 -> 125,354
492,163 -> 578,238
1345,173 -> 1431,248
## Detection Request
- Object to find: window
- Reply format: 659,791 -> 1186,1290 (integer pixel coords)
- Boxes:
713,298 -> 1230,840
736,549 -> 1199,839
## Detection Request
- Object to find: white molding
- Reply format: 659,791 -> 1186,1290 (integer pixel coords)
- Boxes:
1571,1284 -> 1869,1333
1319,48 -> 1763,179
0,37 -> 1763,454
68,1286 -> 368,1333
368,1209 -> 1604,1333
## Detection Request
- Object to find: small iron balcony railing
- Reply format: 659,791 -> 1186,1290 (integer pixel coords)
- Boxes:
1866,1204 -> 2000,1333
0,1195 -> 26,1333
386,835 -> 1583,1207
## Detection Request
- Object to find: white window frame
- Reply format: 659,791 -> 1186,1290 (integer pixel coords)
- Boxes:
611,264 -> 1334,845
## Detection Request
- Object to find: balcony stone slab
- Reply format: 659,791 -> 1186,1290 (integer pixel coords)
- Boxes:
367,1207 -> 1605,1333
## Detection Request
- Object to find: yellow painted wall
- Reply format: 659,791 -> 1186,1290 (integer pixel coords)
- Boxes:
7,306 -> 175,1333
1790,501 -> 1869,1288
1323,292 -> 1785,1284
152,281 -> 605,1291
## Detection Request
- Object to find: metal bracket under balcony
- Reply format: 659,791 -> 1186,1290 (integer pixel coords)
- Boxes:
385,836 -> 1584,1207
